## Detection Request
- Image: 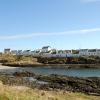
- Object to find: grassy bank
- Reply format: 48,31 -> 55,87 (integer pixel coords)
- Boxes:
0,54 -> 38,64
0,83 -> 100,100
1,54 -> 100,69
1,54 -> 100,65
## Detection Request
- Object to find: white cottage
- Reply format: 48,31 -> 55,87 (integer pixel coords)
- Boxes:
79,49 -> 88,56
40,46 -> 51,53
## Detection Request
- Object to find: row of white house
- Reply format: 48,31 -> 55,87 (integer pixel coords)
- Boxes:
4,46 -> 100,57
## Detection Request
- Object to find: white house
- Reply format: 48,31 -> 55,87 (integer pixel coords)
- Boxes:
22,50 -> 31,56
87,49 -> 97,56
4,46 -> 100,58
96,49 -> 100,56
79,49 -> 88,56
40,46 -> 51,53
17,50 -> 23,55
11,50 -> 18,55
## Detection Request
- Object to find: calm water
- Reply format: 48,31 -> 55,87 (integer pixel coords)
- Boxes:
0,67 -> 100,77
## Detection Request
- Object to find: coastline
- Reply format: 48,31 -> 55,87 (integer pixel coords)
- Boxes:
2,63 -> 100,69
0,64 -> 17,69
0,64 -> 100,97
0,71 -> 100,96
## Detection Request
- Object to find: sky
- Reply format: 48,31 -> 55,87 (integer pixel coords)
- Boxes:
0,0 -> 100,51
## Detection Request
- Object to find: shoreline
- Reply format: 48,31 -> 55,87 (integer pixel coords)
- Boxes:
0,64 -> 100,96
0,65 -> 17,69
2,63 -> 100,69
0,71 -> 100,96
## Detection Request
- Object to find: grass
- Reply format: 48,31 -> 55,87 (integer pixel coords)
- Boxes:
0,82 -> 100,100
0,54 -> 38,64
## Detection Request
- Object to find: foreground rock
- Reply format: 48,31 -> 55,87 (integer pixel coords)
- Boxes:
0,71 -> 100,96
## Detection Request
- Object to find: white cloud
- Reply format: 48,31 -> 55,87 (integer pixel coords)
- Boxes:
0,28 -> 100,40
81,0 -> 100,3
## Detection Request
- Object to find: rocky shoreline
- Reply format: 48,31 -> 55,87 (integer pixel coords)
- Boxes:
0,71 -> 100,96
2,63 -> 100,69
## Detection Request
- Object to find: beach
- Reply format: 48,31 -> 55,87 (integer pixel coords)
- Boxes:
0,64 -> 17,69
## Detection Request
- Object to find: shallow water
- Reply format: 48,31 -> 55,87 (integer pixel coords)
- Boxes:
0,67 -> 100,77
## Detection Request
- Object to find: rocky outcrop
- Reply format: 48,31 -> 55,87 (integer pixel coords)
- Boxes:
0,72 -> 100,96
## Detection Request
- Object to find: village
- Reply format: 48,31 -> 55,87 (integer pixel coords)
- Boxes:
3,46 -> 100,57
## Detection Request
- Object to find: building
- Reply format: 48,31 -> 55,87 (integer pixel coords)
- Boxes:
96,49 -> 100,56
79,49 -> 88,56
40,46 -> 51,53
22,50 -> 31,56
11,50 -> 18,55
17,50 -> 23,55
3,46 -> 100,58
87,49 -> 97,56
4,49 -> 10,54
50,49 -> 57,54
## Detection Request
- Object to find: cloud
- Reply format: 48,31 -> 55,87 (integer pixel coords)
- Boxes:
0,28 -> 100,40
81,0 -> 100,3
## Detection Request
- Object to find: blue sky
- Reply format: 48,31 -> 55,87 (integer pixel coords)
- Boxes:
0,0 -> 100,51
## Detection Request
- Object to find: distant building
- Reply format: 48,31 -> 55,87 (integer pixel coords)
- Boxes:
40,46 -> 51,53
96,49 -> 100,56
22,50 -> 31,56
50,49 -> 57,54
79,49 -> 98,56
87,49 -> 97,56
11,50 -> 18,55
3,46 -> 100,57
79,49 -> 88,56
17,50 -> 23,55
4,49 -> 10,54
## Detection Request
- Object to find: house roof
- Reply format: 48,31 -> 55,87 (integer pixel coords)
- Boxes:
88,49 -> 96,52
42,46 -> 50,49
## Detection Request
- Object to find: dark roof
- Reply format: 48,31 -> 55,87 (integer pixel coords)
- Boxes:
88,49 -> 96,52
4,49 -> 10,50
